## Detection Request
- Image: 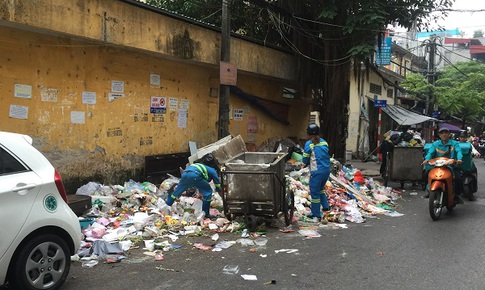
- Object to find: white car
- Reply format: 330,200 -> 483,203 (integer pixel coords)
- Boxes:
0,131 -> 82,290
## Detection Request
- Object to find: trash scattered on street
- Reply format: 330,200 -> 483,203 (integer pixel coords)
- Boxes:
71,150 -> 406,268
223,265 -> 240,274
241,274 -> 258,281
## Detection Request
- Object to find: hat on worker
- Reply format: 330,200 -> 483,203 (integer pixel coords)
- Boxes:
438,127 -> 450,133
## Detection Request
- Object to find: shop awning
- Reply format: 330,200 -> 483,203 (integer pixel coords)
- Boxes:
381,105 -> 436,125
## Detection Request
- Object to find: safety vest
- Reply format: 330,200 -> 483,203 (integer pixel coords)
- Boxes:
192,163 -> 208,180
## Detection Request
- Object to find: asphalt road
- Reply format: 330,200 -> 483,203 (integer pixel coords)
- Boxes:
7,159 -> 485,290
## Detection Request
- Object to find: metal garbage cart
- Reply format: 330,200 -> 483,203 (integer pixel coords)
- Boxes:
383,146 -> 424,188
221,152 -> 294,228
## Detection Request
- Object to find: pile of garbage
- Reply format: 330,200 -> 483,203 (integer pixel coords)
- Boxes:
287,159 -> 402,224
73,158 -> 403,267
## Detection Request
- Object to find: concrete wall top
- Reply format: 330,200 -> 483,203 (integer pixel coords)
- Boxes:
0,0 -> 296,81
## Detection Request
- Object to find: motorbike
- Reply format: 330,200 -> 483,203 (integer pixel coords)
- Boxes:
461,170 -> 478,201
479,138 -> 485,160
458,141 -> 478,201
426,157 -> 459,221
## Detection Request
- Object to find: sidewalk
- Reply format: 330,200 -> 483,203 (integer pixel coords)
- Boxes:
344,159 -> 383,183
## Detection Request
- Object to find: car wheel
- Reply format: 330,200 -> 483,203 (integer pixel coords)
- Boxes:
9,233 -> 71,290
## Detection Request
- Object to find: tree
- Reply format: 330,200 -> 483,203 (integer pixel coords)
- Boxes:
400,72 -> 434,103
433,61 -> 485,127
473,30 -> 484,38
145,0 -> 453,157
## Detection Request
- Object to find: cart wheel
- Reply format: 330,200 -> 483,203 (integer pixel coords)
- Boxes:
246,215 -> 258,231
283,191 -> 294,226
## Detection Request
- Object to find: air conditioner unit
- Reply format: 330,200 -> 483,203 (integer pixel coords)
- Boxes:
309,111 -> 320,127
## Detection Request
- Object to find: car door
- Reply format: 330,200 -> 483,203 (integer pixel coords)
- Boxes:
0,145 -> 42,260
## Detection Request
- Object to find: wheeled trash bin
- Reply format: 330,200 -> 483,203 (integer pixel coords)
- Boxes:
383,146 -> 424,188
221,152 -> 293,228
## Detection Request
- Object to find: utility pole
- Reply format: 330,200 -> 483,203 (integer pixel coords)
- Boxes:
427,35 -> 437,142
218,0 -> 231,139
426,34 -> 436,116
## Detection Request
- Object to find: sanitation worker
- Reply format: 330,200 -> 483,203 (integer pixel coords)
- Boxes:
165,154 -> 221,218
302,123 -> 331,222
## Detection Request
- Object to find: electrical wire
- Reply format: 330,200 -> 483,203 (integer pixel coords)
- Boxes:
438,43 -> 478,61
267,10 -> 353,66
439,53 -> 470,78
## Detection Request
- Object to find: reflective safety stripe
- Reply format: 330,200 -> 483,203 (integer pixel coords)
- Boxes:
311,198 -> 320,203
170,194 -> 177,199
202,197 -> 212,202
302,152 -> 310,157
214,183 -> 221,188
193,163 -> 208,180
309,141 -> 328,149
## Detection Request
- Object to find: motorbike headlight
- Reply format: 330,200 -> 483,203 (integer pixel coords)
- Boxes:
434,160 -> 446,166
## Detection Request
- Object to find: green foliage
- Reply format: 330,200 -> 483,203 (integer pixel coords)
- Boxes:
400,73 -> 433,101
473,30 -> 484,38
434,61 -> 485,122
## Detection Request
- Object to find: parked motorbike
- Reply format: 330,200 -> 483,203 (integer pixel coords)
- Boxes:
426,157 -> 459,221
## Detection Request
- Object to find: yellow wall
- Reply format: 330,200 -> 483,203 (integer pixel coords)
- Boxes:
348,69 -> 398,157
0,0 -> 306,186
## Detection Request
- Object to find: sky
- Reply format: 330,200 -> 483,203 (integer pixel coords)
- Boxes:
436,0 -> 485,37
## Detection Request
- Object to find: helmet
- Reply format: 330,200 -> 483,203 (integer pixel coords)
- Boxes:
459,130 -> 468,138
199,153 -> 219,171
307,123 -> 320,135
438,127 -> 450,133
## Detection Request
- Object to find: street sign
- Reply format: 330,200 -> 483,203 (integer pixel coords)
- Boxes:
375,37 -> 392,66
374,100 -> 387,107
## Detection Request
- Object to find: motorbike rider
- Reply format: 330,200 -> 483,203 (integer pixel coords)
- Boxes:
422,127 -> 463,203
457,130 -> 479,200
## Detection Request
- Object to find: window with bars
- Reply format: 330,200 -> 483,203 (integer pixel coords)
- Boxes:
387,88 -> 393,98
369,83 -> 382,95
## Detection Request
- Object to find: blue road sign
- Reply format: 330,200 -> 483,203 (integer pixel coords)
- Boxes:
374,100 -> 387,107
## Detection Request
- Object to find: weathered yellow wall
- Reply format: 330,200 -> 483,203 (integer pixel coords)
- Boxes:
0,0 -> 296,81
0,0 -> 307,187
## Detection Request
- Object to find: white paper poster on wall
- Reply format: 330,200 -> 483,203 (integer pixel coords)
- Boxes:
111,80 -> 124,93
9,105 -> 28,119
108,93 -> 125,102
150,73 -> 161,88
14,84 -> 32,99
71,111 -> 85,124
41,88 -> 59,102
82,92 -> 96,104
234,109 -> 243,121
178,109 -> 187,128
180,99 -> 189,110
169,97 -> 178,111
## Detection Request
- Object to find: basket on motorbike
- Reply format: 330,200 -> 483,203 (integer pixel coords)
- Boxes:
383,146 -> 424,188
220,152 -> 294,229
